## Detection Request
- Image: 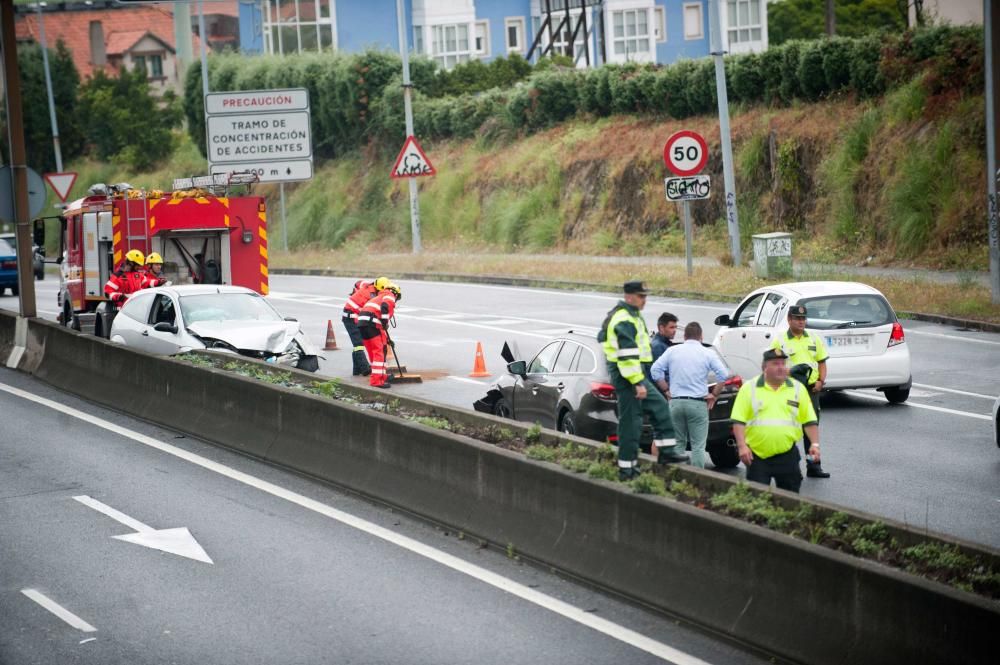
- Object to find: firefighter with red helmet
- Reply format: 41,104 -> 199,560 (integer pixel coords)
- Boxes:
141,252 -> 169,289
342,276 -> 390,376
356,282 -> 401,388
104,249 -> 146,305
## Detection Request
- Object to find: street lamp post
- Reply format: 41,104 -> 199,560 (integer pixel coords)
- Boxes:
34,2 -> 63,172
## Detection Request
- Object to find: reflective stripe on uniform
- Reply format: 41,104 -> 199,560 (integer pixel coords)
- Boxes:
617,459 -> 636,469
344,300 -> 361,311
615,348 -> 641,358
105,281 -> 119,291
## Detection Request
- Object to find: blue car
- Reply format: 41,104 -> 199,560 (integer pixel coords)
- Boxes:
0,238 -> 18,296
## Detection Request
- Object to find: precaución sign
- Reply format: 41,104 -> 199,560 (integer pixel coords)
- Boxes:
390,136 -> 436,179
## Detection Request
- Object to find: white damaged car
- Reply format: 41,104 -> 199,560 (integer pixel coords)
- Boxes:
109,284 -> 320,372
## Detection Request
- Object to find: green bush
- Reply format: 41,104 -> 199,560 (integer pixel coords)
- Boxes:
757,46 -> 785,103
797,41 -> 827,101
653,60 -> 695,119
730,53 -> 764,105
820,37 -> 854,94
684,58 -> 717,116
848,35 -> 885,98
779,41 -> 805,102
579,65 -> 615,117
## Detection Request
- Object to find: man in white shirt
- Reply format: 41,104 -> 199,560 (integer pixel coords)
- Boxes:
650,322 -> 731,468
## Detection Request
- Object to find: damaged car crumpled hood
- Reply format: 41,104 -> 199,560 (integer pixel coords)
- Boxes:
187,320 -> 301,352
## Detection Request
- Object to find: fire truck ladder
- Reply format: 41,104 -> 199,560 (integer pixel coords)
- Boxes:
124,196 -> 150,257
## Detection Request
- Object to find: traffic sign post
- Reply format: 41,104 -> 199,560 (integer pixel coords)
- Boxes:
663,131 -> 710,277
205,88 -> 314,253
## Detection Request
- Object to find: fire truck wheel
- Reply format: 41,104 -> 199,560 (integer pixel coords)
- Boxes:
61,301 -> 72,328
296,355 -> 320,373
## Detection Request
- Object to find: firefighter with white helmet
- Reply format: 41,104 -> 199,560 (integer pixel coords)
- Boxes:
104,249 -> 146,305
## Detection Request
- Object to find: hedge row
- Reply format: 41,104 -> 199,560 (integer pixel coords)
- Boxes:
184,25 -> 983,158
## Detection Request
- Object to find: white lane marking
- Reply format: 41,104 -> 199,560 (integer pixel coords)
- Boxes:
79,637 -> 97,644
73,496 -> 214,564
21,589 -> 98,633
906,329 -> 1000,346
478,319 -> 525,326
912,383 -> 998,400
73,495 -> 149,532
0,382 -> 709,665
446,375 -> 488,385
843,390 -> 992,421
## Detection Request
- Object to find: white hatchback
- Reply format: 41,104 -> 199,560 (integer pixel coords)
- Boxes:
711,281 -> 912,403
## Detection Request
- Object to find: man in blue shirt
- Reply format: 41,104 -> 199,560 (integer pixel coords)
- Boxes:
650,321 -> 731,468
650,312 -> 679,362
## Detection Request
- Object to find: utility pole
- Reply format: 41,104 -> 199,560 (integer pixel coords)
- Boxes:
198,0 -> 211,171
395,0 -> 422,254
708,0 -> 741,266
826,0 -> 836,36
35,2 -> 63,172
986,0 -> 999,304
1,0 -> 38,317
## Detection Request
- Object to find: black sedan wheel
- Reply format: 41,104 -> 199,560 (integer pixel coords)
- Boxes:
560,411 -> 577,436
708,440 -> 740,469
492,398 -> 513,419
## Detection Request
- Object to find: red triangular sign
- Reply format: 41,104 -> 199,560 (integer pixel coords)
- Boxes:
44,172 -> 78,202
390,136 -> 436,179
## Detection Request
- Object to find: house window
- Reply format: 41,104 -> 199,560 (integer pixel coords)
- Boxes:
683,3 -> 704,40
263,0 -> 337,55
612,9 -> 650,58
654,6 -> 666,43
505,16 -> 525,53
475,20 -> 489,56
413,25 -> 424,53
149,54 -> 163,78
133,55 -> 146,74
727,0 -> 762,44
431,23 -> 471,69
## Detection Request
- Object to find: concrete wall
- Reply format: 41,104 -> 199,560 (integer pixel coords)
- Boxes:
3,311 -> 998,665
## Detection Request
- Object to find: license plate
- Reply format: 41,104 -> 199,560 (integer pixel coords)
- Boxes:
826,335 -> 871,351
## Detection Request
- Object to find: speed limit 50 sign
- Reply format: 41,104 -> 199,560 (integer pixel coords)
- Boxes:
663,130 -> 708,177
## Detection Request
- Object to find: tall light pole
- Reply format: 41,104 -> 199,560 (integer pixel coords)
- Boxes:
34,2 -> 63,172
709,0 -> 741,266
395,0 -> 422,254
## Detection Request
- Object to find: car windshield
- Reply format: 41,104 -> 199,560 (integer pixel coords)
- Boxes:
799,294 -> 895,330
0,239 -> 14,255
179,293 -> 283,324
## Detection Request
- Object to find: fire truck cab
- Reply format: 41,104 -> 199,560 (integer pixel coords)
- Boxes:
55,173 -> 269,337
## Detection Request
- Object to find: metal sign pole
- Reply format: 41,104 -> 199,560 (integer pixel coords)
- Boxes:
682,200 -> 693,277
396,0 -> 422,254
708,0 -> 741,267
198,0 -> 211,171
986,0 -> 999,304
280,183 -> 288,251
35,3 -> 63,172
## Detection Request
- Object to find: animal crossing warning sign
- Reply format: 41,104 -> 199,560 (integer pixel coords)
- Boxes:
390,136 -> 436,179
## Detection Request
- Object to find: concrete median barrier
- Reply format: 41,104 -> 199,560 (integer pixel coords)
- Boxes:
6,315 -> 999,665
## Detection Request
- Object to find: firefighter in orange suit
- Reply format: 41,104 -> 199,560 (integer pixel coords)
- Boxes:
342,276 -> 389,376
141,252 -> 169,288
356,283 -> 401,388
104,249 -> 146,306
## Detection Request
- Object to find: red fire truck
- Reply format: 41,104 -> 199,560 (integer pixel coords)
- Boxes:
53,173 -> 269,336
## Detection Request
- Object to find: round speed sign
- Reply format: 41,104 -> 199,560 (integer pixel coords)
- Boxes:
663,130 -> 708,177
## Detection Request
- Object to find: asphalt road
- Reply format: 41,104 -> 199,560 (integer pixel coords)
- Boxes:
5,273 -> 1000,549
0,369 -> 766,665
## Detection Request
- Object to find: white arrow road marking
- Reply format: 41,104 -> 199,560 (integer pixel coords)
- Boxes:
912,383 -> 997,400
844,390 -> 991,421
21,589 -> 97,633
73,495 -> 213,564
2,382 -> 709,665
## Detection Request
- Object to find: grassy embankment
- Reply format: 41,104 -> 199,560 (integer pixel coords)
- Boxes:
62,84 -> 998,322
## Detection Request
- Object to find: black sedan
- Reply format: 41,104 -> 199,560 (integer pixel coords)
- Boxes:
473,332 -> 744,468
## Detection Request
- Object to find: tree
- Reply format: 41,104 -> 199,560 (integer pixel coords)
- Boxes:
0,41 -> 84,173
769,0 -> 907,46
77,67 -> 181,171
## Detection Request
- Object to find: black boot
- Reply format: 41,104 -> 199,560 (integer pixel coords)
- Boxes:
806,462 -> 830,478
352,349 -> 371,377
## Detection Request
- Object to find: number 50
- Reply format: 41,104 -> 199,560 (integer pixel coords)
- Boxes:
673,145 -> 699,161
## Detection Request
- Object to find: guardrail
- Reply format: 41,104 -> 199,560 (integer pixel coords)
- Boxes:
2,310 -> 997,665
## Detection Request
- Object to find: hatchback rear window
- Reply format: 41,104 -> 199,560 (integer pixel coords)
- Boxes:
799,294 -> 895,330
0,239 -> 13,255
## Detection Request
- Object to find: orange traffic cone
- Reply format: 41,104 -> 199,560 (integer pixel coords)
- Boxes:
469,341 -> 490,378
324,320 -> 339,351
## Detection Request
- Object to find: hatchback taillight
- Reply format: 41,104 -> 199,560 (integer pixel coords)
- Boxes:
888,321 -> 905,347
1,260 -> 16,270
723,375 -> 743,390
590,381 -> 617,401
